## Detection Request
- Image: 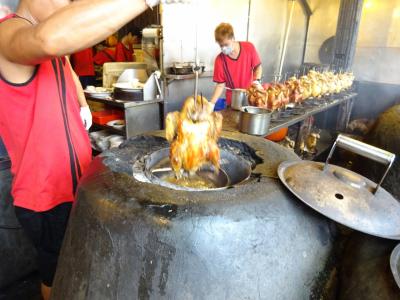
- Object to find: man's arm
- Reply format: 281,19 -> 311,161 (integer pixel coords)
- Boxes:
210,83 -> 225,104
253,65 -> 263,81
67,58 -> 88,108
0,0 -> 150,65
66,57 -> 93,130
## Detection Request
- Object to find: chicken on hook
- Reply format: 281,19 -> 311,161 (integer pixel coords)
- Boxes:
165,96 -> 223,178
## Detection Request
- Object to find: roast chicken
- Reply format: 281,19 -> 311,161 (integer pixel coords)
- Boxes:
247,71 -> 355,111
285,77 -> 304,104
165,96 -> 223,177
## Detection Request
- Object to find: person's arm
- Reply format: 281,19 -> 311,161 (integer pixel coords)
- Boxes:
253,64 -> 263,81
249,42 -> 262,83
210,55 -> 226,104
69,61 -> 89,108
210,83 -> 225,104
66,57 -> 92,130
0,0 -> 153,66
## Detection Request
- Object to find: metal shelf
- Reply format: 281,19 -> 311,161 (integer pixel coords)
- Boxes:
87,95 -> 163,139
165,71 -> 213,84
92,124 -> 126,136
221,92 -> 358,136
87,97 -> 163,109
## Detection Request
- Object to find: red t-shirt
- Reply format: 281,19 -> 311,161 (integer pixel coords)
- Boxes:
115,43 -> 134,62
93,43 -> 133,65
71,48 -> 95,77
0,15 -> 92,212
93,48 -> 116,65
213,41 -> 261,105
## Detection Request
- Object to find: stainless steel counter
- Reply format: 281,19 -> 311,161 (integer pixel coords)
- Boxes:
221,92 -> 358,136
88,98 -> 163,109
165,71 -> 213,84
87,97 -> 164,138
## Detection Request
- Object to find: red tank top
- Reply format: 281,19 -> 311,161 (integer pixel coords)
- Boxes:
0,15 -> 92,212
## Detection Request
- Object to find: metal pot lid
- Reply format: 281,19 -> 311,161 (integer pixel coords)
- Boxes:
278,134 -> 400,240
390,244 -> 400,289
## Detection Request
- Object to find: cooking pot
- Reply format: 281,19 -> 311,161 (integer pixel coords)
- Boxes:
169,62 -> 205,75
113,87 -> 144,101
239,106 -> 272,136
229,88 -> 248,110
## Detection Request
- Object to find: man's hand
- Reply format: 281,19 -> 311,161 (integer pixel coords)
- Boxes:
252,80 -> 263,90
208,101 -> 215,113
80,106 -> 93,130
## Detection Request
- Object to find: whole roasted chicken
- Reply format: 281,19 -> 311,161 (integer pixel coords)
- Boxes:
165,96 -> 223,177
247,71 -> 355,110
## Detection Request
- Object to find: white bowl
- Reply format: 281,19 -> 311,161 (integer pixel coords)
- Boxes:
107,120 -> 126,130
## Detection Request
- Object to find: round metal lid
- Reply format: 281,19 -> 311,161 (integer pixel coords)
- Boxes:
390,244 -> 400,289
278,160 -> 400,239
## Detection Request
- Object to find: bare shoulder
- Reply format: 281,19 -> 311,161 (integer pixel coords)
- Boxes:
0,18 -> 29,50
0,19 -> 36,84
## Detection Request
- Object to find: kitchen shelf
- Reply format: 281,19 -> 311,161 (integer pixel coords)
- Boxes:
87,96 -> 164,141
165,71 -> 213,84
92,123 -> 126,136
221,92 -> 358,136
87,97 -> 163,109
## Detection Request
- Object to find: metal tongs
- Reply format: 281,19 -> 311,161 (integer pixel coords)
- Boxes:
192,0 -> 201,112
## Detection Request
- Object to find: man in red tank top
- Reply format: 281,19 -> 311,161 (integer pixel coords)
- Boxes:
210,23 -> 263,106
0,0 -> 169,299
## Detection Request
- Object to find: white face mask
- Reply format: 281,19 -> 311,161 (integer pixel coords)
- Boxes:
221,45 -> 233,56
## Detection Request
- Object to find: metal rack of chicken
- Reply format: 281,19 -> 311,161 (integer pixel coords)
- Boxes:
221,70 -> 358,153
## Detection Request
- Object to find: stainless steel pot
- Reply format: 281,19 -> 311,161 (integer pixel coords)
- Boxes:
239,106 -> 272,136
230,88 -> 248,110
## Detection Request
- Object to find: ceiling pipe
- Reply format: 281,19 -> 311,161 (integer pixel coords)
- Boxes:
277,0 -> 297,79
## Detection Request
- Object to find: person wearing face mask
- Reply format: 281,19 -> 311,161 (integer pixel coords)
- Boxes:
210,23 -> 263,107
0,0 -> 183,299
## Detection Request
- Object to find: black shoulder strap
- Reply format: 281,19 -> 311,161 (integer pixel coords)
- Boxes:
103,50 -> 115,62
220,53 -> 235,89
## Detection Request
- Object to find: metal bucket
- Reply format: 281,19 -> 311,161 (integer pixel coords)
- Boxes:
231,89 -> 248,110
239,106 -> 272,136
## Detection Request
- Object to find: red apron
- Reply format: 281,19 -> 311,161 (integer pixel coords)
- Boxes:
0,15 -> 92,212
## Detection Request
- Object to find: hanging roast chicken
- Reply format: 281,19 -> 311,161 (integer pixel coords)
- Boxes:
165,96 -> 223,178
